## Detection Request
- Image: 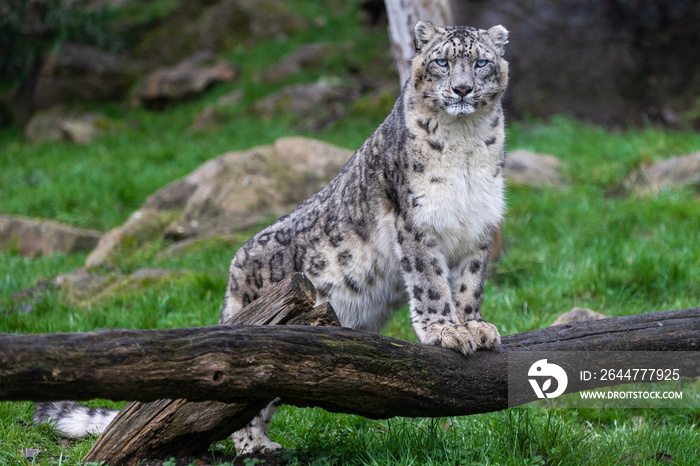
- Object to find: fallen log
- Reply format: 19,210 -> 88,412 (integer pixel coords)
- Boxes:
2,308 -> 698,415
83,273 -> 340,464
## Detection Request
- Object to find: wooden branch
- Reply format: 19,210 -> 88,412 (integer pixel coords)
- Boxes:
2,308 -> 698,419
84,398 -> 269,463
287,302 -> 340,327
82,273 -> 338,464
219,272 -> 318,326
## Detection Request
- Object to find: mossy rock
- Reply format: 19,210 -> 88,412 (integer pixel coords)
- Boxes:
85,209 -> 180,268
56,268 -> 190,308
130,0 -> 308,66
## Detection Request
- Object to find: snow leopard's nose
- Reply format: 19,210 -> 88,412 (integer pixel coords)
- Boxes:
452,84 -> 473,97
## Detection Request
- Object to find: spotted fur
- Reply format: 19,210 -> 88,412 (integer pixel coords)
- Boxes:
33,21 -> 509,454
33,401 -> 117,438
222,21 -> 509,453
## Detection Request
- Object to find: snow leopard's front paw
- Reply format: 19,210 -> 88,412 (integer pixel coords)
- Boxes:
423,323 -> 478,356
465,320 -> 500,350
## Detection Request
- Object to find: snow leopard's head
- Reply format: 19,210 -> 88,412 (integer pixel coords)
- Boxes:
412,21 -> 509,116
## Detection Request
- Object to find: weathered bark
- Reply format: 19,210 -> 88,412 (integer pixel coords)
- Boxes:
216,271 -> 318,325
81,273 -> 339,464
2,308 -> 698,416
384,0 -> 453,84
84,399 -> 268,464
287,302 -> 340,327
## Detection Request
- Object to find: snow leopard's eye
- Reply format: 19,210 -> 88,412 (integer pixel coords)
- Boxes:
435,58 -> 449,68
475,59 -> 489,68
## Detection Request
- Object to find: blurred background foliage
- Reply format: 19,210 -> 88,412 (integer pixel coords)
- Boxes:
1,2 -> 699,464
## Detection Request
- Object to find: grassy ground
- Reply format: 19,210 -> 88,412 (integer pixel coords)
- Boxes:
1,1 -> 699,464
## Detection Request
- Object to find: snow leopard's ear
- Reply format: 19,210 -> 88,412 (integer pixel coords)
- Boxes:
487,25 -> 509,56
414,21 -> 436,52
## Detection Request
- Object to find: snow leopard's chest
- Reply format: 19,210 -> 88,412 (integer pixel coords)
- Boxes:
410,136 -> 504,266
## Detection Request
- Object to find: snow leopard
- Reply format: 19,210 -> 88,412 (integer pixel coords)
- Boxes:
34,20 -> 509,455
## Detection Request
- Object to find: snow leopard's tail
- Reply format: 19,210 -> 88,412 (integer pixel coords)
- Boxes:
33,401 -> 118,438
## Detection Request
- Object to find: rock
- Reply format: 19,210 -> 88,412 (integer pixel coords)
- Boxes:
24,110 -> 113,144
131,0 -> 307,67
260,44 -> 329,82
505,150 -> 569,189
454,2 -> 700,127
160,137 -> 353,240
0,214 -> 101,257
56,268 -> 187,307
217,89 -> 244,106
199,0 -> 308,49
54,269 -> 112,305
629,151 -> 700,194
135,53 -> 239,108
23,448 -> 42,460
551,307 -> 608,326
6,279 -> 55,314
156,234 -> 244,259
188,90 -> 243,133
85,137 -> 353,266
85,208 -> 176,268
272,136 -> 354,176
33,43 -> 143,110
255,82 -> 358,130
189,107 -> 227,133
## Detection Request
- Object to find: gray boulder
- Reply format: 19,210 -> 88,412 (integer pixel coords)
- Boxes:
188,90 -> 244,133
131,0 -> 307,66
24,110 -> 113,144
455,1 -> 700,127
55,268 -> 187,308
0,214 -> 101,257
34,43 -> 143,109
260,44 -> 330,82
629,151 -> 700,194
135,53 -> 238,107
157,136 -> 353,239
505,150 -> 570,189
85,137 -> 354,267
85,208 -> 175,268
254,82 -> 358,130
551,307 -> 608,326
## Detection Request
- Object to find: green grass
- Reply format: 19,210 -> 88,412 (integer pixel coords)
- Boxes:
1,1 -> 699,464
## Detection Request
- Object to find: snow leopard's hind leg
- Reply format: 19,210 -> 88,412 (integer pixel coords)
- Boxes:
231,398 -> 283,453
